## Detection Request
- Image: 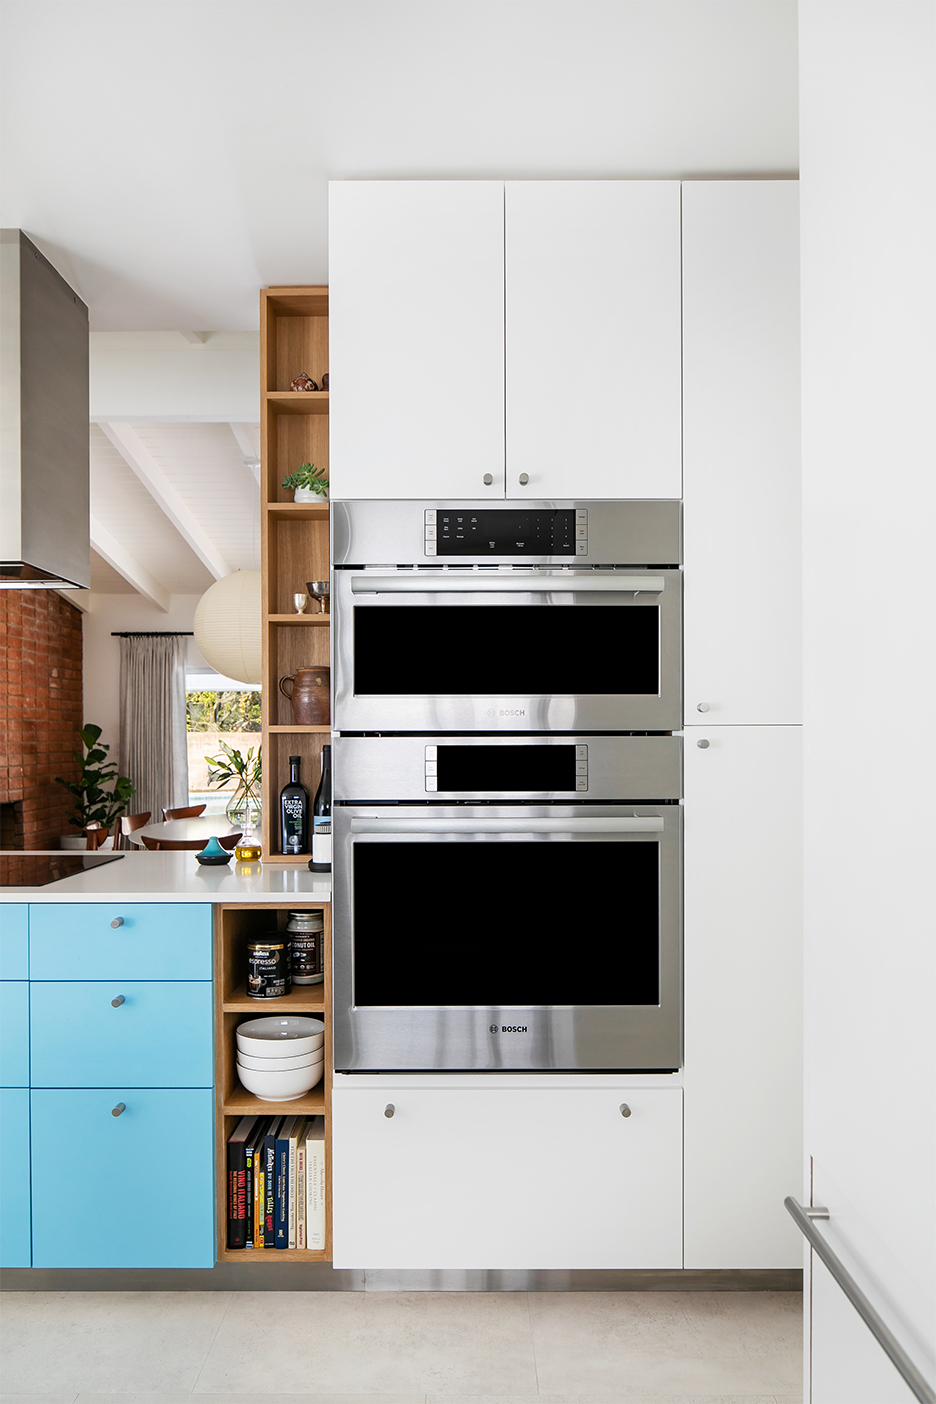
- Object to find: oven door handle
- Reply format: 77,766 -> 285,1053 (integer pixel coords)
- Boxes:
349,574 -> 665,595
350,816 -> 665,834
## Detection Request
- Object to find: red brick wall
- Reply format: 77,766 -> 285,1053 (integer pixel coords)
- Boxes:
0,591 -> 83,848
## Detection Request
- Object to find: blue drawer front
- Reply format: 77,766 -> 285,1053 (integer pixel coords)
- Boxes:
0,906 -> 29,979
0,1089 -> 30,1266
29,903 -> 212,981
30,982 -> 213,1088
0,984 -> 29,1086
31,1088 -> 215,1268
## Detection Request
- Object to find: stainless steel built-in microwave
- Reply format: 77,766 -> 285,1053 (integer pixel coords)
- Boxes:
332,500 -> 683,734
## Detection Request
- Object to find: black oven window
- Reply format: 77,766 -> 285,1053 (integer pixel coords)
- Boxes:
353,840 -> 660,1007
353,606 -> 659,695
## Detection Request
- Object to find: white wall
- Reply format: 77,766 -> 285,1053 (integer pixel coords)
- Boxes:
799,2 -> 936,1398
90,331 -> 259,421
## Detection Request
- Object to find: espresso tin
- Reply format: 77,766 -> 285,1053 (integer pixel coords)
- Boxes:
287,910 -> 325,986
247,940 -> 291,999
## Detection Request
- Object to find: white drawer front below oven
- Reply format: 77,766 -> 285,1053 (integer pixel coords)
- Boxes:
332,1083 -> 683,1270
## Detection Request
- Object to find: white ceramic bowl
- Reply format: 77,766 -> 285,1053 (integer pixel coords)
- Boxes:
237,1047 -> 324,1073
236,1015 -> 324,1060
236,1060 -> 324,1102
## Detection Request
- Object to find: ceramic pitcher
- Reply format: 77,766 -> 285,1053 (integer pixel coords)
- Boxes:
279,666 -> 330,725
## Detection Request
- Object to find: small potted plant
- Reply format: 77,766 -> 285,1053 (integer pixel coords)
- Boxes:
282,462 -> 329,503
55,724 -> 136,849
205,740 -> 262,826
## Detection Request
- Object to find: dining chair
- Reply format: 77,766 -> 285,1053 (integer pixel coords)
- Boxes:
141,832 -> 242,852
84,823 -> 108,851
162,804 -> 207,821
114,811 -> 152,850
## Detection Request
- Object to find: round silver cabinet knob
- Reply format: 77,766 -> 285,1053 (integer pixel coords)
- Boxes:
111,1102 -> 126,1117
518,473 -> 530,486
111,995 -> 126,1008
110,917 -> 124,928
619,1103 -> 632,1118
697,739 -> 710,749
384,1103 -> 395,1119
482,473 -> 494,486
696,702 -> 710,713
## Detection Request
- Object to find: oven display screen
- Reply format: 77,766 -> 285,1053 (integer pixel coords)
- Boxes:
353,841 -> 660,1007
436,510 -> 576,555
437,746 -> 576,791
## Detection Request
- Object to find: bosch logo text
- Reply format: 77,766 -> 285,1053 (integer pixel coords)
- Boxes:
490,1025 -> 528,1033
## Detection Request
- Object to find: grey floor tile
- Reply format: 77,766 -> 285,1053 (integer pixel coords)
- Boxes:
0,1292 -> 232,1395
194,1291 -> 537,1395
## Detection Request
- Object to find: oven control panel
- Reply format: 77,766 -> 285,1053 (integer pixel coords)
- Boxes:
425,743 -> 588,793
424,507 -> 587,558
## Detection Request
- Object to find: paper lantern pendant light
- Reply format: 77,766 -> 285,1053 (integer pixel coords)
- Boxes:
194,570 -> 262,684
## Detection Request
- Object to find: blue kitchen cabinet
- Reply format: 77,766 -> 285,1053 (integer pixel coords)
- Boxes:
0,1089 -> 31,1266
0,982 -> 29,1087
31,1088 -> 215,1268
29,903 -> 212,980
0,905 -> 29,979
30,982 -> 213,1088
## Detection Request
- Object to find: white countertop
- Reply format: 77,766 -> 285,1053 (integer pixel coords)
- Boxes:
0,851 -> 331,902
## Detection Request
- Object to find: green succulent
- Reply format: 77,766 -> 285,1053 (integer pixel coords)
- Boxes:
281,462 -> 329,497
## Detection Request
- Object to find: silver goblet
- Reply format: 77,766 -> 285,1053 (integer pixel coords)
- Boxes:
306,580 -> 330,615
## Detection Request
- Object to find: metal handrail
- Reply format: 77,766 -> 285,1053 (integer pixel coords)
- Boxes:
784,1197 -> 935,1404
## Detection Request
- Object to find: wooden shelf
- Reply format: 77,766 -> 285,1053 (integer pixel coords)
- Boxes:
266,501 -> 329,520
262,852 -> 312,864
268,725 -> 330,734
266,390 -> 329,415
222,1086 -> 327,1116
267,614 -> 330,625
217,1246 -> 330,1263
223,983 -> 325,1013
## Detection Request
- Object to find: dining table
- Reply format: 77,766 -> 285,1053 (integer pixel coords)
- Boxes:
135,816 -> 243,851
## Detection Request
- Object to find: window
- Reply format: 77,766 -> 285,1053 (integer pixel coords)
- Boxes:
185,669 -> 261,810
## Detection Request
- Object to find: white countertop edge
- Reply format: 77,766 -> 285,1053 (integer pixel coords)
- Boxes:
0,851 -> 331,901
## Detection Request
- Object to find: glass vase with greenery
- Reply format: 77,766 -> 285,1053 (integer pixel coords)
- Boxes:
55,724 -> 136,837
205,740 -> 262,825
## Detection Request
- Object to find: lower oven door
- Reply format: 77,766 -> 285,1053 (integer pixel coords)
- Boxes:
333,804 -> 682,1071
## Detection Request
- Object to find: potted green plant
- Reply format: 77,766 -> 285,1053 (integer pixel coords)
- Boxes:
282,462 -> 329,503
205,740 -> 262,826
55,724 -> 136,848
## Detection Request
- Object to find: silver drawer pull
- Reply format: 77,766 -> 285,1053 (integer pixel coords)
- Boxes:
697,739 -> 710,749
110,917 -> 124,928
352,573 -> 664,595
384,1103 -> 395,1119
619,1103 -> 632,1118
482,473 -> 493,486
111,995 -> 126,1008
111,1102 -> 126,1117
352,816 -> 663,835
518,473 -> 530,485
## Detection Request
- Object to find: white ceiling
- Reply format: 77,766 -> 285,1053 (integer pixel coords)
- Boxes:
1,0 -> 798,332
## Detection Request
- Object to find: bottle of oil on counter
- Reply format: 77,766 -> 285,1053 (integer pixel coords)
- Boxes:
279,754 -> 309,856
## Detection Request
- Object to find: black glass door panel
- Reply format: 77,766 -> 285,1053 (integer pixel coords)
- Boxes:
353,841 -> 660,1007
353,606 -> 659,695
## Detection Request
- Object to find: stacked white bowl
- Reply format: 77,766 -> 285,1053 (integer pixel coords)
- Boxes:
236,1015 -> 325,1101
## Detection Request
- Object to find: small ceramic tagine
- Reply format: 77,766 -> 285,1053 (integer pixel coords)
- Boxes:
196,835 -> 233,866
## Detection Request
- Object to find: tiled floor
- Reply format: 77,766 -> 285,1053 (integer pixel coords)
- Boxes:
0,1290 -> 802,1402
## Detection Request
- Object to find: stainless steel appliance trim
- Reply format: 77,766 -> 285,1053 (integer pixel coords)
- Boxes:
350,816 -> 664,833
784,1197 -> 935,1404
350,573 -> 665,594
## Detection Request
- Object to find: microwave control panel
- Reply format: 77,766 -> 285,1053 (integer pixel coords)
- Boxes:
424,743 -> 589,793
424,507 -> 587,557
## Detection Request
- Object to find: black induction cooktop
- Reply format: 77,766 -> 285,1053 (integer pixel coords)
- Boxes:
0,853 -> 125,887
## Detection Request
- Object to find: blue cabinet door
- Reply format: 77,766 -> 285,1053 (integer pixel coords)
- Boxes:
30,982 -> 213,1088
0,1089 -> 30,1266
29,904 -> 212,980
0,984 -> 29,1086
0,905 -> 28,979
31,1088 -> 215,1268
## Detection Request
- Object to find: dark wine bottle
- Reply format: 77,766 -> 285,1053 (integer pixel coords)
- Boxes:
279,755 -> 309,856
309,744 -> 332,873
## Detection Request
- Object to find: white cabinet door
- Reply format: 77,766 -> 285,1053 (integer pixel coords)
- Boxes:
682,181 -> 801,724
329,181 -> 506,500
683,725 -> 803,1268
332,1084 -> 682,1269
505,182 -> 682,500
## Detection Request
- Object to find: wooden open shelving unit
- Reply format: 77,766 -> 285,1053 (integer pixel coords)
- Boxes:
260,286 -> 331,863
215,901 -> 333,1263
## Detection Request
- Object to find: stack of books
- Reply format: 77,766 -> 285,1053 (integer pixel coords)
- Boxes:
226,1114 -> 326,1250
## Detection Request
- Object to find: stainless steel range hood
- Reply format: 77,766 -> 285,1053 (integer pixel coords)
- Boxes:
1,229 -> 89,589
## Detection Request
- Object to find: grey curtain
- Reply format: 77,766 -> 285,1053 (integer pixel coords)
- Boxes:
118,636 -> 189,821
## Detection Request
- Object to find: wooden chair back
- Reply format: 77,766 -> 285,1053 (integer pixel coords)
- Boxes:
141,832 -> 242,853
85,824 -> 108,851
115,812 -> 152,850
162,804 -> 207,821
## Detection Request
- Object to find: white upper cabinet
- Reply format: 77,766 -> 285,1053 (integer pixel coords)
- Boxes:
505,181 -> 682,499
682,181 -> 802,724
329,181 -> 506,500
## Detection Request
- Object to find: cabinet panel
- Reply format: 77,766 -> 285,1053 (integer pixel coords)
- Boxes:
0,983 -> 28,1086
0,1089 -> 30,1266
683,725 -> 802,1268
329,181 -> 506,500
0,904 -> 28,979
333,1085 -> 682,1269
29,903 -> 212,980
505,181 -> 682,500
682,181 -> 801,724
30,982 -> 213,1088
31,1088 -> 215,1268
